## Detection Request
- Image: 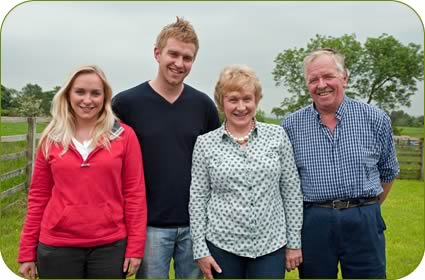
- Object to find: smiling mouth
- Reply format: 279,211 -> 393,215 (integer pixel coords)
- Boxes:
169,68 -> 184,75
317,90 -> 333,96
79,106 -> 95,111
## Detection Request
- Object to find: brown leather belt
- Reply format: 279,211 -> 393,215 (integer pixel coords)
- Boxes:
304,197 -> 378,209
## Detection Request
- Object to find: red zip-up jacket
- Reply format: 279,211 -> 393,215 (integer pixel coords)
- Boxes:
18,122 -> 147,262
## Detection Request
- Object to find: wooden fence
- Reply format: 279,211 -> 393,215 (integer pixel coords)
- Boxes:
1,117 -> 49,210
0,117 -> 424,210
394,136 -> 424,180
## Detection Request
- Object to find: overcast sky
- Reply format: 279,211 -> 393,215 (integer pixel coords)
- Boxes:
1,1 -> 424,117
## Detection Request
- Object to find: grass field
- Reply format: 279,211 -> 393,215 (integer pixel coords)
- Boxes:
396,126 -> 424,139
0,122 -> 47,136
0,179 -> 423,279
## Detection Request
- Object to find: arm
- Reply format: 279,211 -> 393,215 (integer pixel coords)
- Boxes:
18,148 -> 54,263
121,127 -> 147,276
278,128 -> 303,270
379,181 -> 394,204
189,137 -> 221,278
377,114 -> 399,204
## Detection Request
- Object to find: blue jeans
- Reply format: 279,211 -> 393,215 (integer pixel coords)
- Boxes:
299,203 -> 386,279
136,226 -> 202,279
207,240 -> 286,279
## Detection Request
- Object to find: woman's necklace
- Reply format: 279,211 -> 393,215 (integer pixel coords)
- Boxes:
225,120 -> 256,144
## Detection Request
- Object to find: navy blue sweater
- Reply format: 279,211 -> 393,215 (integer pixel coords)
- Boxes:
112,82 -> 220,227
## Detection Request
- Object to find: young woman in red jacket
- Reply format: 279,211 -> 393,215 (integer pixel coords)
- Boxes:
17,65 -> 147,279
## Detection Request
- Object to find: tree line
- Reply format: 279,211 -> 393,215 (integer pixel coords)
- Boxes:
1,33 -> 423,129
1,84 -> 60,117
271,33 -> 423,120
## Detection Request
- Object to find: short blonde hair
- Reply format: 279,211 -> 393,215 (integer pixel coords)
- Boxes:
155,16 -> 199,58
214,65 -> 263,112
39,65 -> 116,158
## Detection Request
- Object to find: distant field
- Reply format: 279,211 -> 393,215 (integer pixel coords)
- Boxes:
0,122 -> 47,136
264,117 -> 281,125
397,126 -> 424,139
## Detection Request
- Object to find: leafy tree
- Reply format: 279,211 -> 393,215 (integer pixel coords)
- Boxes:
271,107 -> 285,120
272,34 -> 423,114
390,110 -> 424,128
16,94 -> 43,117
255,109 -> 266,122
415,116 -> 424,127
1,85 -> 20,115
41,86 -> 60,115
14,83 -> 58,116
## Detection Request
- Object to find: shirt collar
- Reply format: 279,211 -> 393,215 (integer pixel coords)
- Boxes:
310,96 -> 350,121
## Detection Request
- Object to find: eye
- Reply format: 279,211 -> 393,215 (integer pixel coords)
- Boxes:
91,91 -> 102,97
308,78 -> 318,85
324,75 -> 336,80
168,51 -> 178,58
183,55 -> 193,62
74,89 -> 85,95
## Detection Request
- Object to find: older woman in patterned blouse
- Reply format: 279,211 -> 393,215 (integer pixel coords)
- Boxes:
189,65 -> 303,279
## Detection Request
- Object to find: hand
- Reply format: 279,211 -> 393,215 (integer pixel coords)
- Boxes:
123,257 -> 142,277
19,262 -> 38,280
285,248 -> 303,272
197,256 -> 222,279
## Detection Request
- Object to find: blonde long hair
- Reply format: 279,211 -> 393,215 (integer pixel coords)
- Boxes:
39,65 -> 117,158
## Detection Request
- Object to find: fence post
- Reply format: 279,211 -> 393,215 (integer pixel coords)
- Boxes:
25,117 -> 36,192
420,139 -> 424,181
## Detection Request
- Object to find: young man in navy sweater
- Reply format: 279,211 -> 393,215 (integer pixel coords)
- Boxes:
112,17 -> 220,279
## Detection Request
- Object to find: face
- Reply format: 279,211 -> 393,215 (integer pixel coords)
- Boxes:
306,55 -> 348,114
223,89 -> 257,132
154,37 -> 196,87
69,72 -> 105,125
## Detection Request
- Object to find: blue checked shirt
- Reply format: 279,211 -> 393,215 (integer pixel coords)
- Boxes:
189,122 -> 303,259
282,97 -> 399,202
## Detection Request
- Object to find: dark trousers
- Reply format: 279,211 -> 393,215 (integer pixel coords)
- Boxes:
207,240 -> 285,279
299,203 -> 386,279
36,239 -> 126,279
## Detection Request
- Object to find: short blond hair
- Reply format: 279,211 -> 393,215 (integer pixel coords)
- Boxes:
214,65 -> 263,112
155,16 -> 199,57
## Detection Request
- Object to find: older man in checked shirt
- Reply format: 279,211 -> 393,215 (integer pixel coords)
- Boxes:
282,48 -> 399,279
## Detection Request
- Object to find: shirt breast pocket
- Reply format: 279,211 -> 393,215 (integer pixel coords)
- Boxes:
208,156 -> 228,189
262,147 -> 281,177
362,148 -> 379,180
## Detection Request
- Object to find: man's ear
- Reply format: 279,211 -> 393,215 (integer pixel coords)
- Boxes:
343,70 -> 349,87
154,47 -> 160,62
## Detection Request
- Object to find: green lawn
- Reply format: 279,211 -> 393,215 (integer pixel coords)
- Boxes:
0,179 -> 423,279
397,126 -> 424,139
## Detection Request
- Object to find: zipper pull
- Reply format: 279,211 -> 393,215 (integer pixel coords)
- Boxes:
80,163 -> 91,167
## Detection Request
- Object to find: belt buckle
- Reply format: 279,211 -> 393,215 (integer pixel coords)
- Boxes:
332,200 -> 350,209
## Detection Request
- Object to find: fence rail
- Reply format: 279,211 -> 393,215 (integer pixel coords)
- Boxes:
1,117 -> 49,209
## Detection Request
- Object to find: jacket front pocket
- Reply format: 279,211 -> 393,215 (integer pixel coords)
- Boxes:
49,203 -> 119,239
